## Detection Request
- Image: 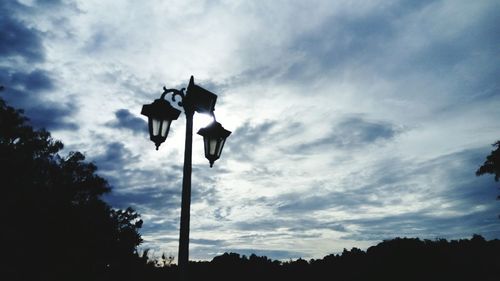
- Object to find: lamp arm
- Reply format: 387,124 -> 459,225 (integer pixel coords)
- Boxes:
161,87 -> 186,107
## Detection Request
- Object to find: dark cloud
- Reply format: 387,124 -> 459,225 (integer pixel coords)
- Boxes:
237,1 -> 420,85
336,117 -> 398,144
34,0 -> 65,7
397,3 -> 500,78
95,159 -> 182,194
232,216 -> 344,235
95,146 -> 221,231
0,2 -> 79,131
296,116 -> 399,153
272,147 -> 499,242
27,103 -> 79,130
192,182 -> 218,205
92,142 -> 139,172
418,148 -> 500,210
104,174 -> 223,240
0,1 -> 44,62
388,148 -> 500,211
315,222 -> 347,233
213,206 -> 232,220
83,30 -> 111,54
0,68 -> 54,93
243,166 -> 283,180
101,165 -> 183,234
141,222 -> 180,240
105,186 -> 180,215
225,121 -> 277,161
191,238 -> 227,247
0,68 -> 77,130
234,218 -> 287,232
11,69 -> 54,92
105,109 -> 147,134
356,147 -> 500,212
340,208 -> 500,242
224,146 -> 497,246
275,189 -> 383,214
0,82 -> 79,130
261,0 -> 500,99
285,11 -> 396,81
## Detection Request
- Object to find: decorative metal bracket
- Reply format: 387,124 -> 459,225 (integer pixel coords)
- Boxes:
161,87 -> 185,107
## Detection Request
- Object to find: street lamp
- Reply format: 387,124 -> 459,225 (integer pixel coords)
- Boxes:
141,76 -> 231,280
198,121 -> 231,168
141,95 -> 181,150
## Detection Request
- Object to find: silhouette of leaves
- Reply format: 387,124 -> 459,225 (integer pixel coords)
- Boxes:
476,141 -> 500,182
0,97 -> 146,281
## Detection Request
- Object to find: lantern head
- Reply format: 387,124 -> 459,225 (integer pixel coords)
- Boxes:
197,121 -> 231,167
186,76 -> 217,114
141,98 -> 181,150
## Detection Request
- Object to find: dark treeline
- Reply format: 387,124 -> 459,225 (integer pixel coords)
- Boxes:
0,97 -> 147,280
1,95 -> 499,281
175,235 -> 499,281
109,235 -> 500,281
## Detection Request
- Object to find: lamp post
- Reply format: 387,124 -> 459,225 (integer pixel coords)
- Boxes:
141,76 -> 231,281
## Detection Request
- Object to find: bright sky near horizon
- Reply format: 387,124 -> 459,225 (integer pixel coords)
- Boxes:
1,0 -> 499,261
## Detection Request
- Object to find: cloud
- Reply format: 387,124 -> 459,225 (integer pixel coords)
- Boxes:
91,140 -> 223,238
213,206 -> 233,220
277,0 -> 500,85
340,208 -> 500,242
10,69 -> 54,92
89,141 -> 188,213
225,121 -> 277,161
0,68 -> 54,94
191,238 -> 227,247
0,79 -> 78,130
275,189 -> 383,214
232,216 -> 346,235
0,2 -> 79,131
27,103 -> 79,130
91,141 -> 139,172
105,109 -> 147,134
296,116 -> 400,153
0,1 -> 45,62
105,186 -> 180,215
274,147 -> 499,241
0,69 -> 76,130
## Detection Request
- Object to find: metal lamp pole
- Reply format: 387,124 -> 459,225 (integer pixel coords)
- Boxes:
178,105 -> 193,280
141,76 -> 231,281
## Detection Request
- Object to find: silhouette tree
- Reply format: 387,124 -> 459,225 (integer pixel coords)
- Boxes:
476,141 -> 500,185
476,140 -> 500,219
170,236 -> 500,281
0,97 -> 143,281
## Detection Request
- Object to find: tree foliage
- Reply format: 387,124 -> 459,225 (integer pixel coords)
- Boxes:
476,140 -> 500,182
183,236 -> 498,281
0,98 -> 144,280
476,141 -> 500,207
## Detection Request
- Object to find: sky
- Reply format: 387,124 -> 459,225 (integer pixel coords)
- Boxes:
1,0 -> 499,261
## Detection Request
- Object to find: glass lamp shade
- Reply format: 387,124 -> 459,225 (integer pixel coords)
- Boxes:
197,121 -> 231,167
141,98 -> 181,150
